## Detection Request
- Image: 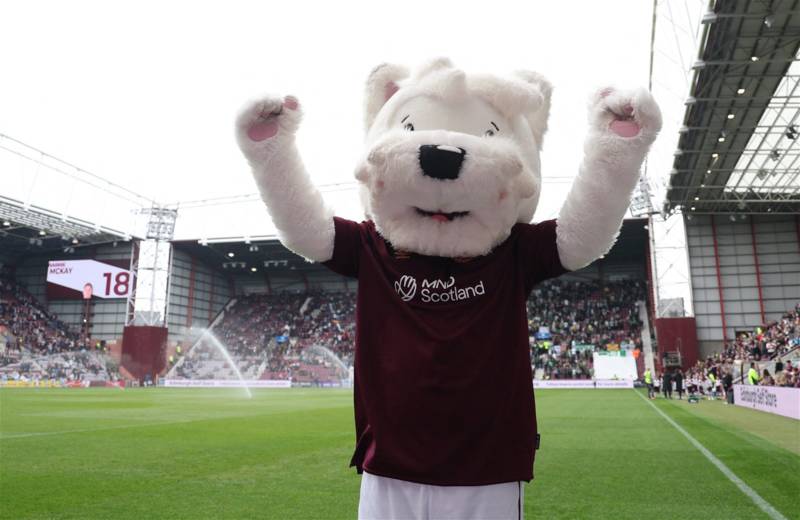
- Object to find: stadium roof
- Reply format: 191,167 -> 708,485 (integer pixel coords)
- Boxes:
0,195 -> 130,260
665,1 -> 800,215
171,237 -> 312,276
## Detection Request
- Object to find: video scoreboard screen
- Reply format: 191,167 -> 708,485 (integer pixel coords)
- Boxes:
46,259 -> 133,300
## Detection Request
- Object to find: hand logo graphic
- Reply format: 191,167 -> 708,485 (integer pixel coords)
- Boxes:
394,275 -> 417,302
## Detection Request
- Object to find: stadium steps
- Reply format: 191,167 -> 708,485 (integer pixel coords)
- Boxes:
638,301 -> 656,376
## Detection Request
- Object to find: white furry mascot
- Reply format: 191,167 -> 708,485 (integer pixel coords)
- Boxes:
236,58 -> 661,520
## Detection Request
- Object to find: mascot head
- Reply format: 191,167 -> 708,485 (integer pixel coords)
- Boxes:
355,58 -> 552,258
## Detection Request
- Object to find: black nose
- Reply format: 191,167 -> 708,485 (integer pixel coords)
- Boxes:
419,145 -> 466,180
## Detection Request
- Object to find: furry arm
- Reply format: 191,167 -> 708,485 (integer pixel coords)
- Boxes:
556,88 -> 662,271
235,96 -> 335,263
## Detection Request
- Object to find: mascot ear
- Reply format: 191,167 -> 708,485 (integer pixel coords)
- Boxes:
364,63 -> 410,131
513,70 -> 553,149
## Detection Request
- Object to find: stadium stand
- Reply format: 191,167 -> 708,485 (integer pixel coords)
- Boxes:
0,269 -> 114,383
721,304 -> 800,362
0,268 -> 81,354
652,303 -> 800,401
681,304 -> 800,392
167,279 -> 647,383
169,292 -> 355,385
530,279 -> 646,380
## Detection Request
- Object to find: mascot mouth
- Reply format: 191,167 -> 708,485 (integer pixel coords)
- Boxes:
415,207 -> 470,223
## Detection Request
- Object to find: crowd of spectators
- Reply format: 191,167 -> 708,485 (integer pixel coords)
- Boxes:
0,271 -> 115,383
0,272 -> 82,355
177,291 -> 355,383
653,356 -> 799,404
1,350 -> 110,383
532,348 -> 594,380
529,280 -> 646,379
529,280 -> 645,348
183,279 -> 645,383
720,304 -> 800,363
649,303 -> 800,400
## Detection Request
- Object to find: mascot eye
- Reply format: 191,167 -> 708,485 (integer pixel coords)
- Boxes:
484,129 -> 495,137
404,123 -> 415,131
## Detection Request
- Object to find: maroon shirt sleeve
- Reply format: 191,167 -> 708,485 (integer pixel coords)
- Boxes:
515,219 -> 569,293
322,217 -> 363,279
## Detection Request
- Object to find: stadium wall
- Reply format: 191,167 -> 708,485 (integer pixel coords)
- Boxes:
167,248 -> 234,341
685,215 -> 800,356
13,243 -> 132,340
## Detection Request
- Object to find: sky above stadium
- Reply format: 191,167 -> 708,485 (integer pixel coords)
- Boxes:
1,0 -> 657,239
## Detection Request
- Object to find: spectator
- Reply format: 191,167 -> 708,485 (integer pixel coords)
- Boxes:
748,363 -> 760,385
722,369 -> 734,404
674,370 -> 684,400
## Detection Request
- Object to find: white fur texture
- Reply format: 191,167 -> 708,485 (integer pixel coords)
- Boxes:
235,59 -> 661,268
235,96 -> 334,262
556,87 -> 662,270
358,58 -> 550,257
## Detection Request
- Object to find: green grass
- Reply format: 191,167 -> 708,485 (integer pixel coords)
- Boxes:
0,388 -> 797,519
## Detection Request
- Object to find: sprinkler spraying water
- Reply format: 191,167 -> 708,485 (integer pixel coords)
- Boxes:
188,328 -> 253,399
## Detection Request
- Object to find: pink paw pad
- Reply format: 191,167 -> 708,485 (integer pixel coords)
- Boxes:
284,97 -> 298,110
609,119 -> 640,138
247,120 -> 279,141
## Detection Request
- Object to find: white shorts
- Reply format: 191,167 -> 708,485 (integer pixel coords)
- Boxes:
358,471 -> 524,520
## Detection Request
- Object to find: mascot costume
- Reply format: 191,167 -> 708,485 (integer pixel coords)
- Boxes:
236,58 -> 661,519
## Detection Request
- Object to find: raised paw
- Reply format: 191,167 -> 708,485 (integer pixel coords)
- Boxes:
235,95 -> 302,161
589,87 -> 662,143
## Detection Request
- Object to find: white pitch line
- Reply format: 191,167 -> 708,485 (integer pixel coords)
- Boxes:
0,415 -> 238,440
0,421 -> 190,440
635,391 -> 787,520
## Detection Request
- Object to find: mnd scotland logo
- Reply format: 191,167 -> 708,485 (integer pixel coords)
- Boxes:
394,275 -> 417,302
394,275 -> 485,303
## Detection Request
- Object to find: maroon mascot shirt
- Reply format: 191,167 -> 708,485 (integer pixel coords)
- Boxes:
324,217 -> 567,486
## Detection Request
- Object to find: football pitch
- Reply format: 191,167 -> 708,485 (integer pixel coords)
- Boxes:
1,388 -> 797,519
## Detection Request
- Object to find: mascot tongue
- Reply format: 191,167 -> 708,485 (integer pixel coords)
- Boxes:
431,213 -> 449,222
